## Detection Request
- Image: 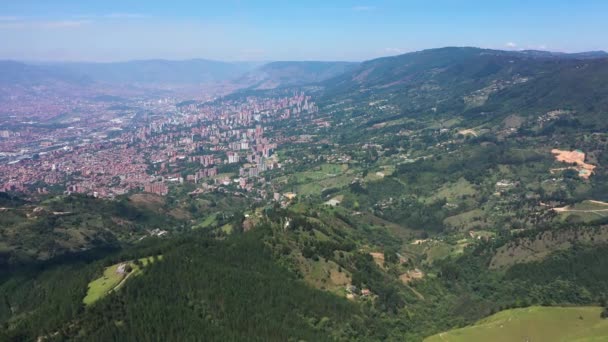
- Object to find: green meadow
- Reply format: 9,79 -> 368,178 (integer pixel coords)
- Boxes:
425,306 -> 608,342
83,255 -> 163,306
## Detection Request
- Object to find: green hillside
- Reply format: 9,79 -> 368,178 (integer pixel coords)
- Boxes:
320,47 -> 608,135
425,306 -> 608,342
3,47 -> 608,341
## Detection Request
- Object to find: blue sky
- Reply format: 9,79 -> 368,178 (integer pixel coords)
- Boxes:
1,0 -> 607,62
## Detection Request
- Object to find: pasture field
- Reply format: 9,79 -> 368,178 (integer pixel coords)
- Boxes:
294,163 -> 348,183
297,173 -> 353,195
83,255 -> 163,305
443,209 -> 487,230
83,263 -> 128,306
423,240 -> 468,265
555,200 -> 608,223
193,213 -> 219,229
427,178 -> 477,203
425,306 -> 608,342
301,257 -> 351,295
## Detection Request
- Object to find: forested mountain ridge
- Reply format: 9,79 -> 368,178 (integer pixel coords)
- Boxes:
320,47 -> 608,129
0,194 -> 184,267
325,47 -> 608,91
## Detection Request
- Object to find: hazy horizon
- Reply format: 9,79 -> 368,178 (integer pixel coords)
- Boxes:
2,0 -> 608,62
4,46 -> 608,65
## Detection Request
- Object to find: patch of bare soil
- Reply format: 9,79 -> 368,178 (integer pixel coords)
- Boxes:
369,252 -> 385,268
458,129 -> 478,137
551,149 -> 596,179
399,268 -> 425,284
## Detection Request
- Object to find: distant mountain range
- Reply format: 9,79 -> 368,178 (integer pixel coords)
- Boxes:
0,59 -> 263,86
43,59 -> 263,85
0,60 -> 92,86
513,50 -> 608,59
0,59 -> 358,90
1,48 -> 606,93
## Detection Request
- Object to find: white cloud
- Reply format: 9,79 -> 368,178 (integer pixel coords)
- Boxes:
104,13 -> 149,19
0,13 -> 138,29
45,20 -> 91,28
0,19 -> 91,30
384,47 -> 404,54
352,6 -> 375,11
72,13 -> 149,20
505,42 -> 517,48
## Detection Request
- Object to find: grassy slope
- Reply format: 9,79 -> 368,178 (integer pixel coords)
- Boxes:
294,164 -> 353,195
556,200 -> 608,223
83,263 -> 126,306
425,306 -> 608,342
83,255 -> 162,305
